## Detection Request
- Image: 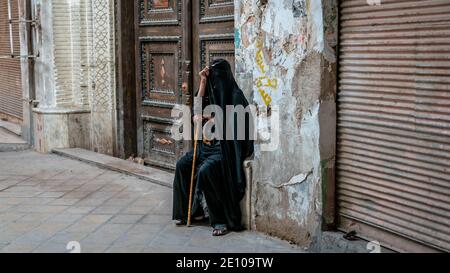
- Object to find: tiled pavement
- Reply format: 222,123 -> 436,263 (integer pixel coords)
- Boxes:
0,151 -> 303,253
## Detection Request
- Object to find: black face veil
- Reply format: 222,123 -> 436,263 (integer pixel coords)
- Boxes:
204,59 -> 254,229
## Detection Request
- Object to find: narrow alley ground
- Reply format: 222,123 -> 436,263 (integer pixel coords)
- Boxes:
0,150 -> 302,253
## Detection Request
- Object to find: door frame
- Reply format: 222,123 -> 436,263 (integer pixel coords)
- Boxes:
115,0 -> 137,159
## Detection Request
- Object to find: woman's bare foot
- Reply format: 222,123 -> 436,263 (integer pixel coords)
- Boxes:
212,225 -> 228,236
175,219 -> 186,226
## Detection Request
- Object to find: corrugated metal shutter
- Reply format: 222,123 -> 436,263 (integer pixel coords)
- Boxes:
0,0 -> 23,120
337,0 -> 450,252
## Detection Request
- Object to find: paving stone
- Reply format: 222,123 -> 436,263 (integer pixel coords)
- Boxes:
0,212 -> 26,223
12,204 -> 68,214
64,222 -> 104,234
125,223 -> 167,235
88,191 -> 119,199
140,214 -> 172,225
109,214 -> 144,224
142,244 -> 186,253
48,198 -> 81,206
76,244 -> 109,253
151,225 -> 194,246
0,241 -> 10,250
38,192 -> 66,198
105,244 -> 146,253
120,206 -> 153,215
62,191 -> 92,199
20,197 -> 56,205
32,241 -> 67,253
74,198 -> 107,207
45,231 -> 89,244
16,212 -> 55,224
184,246 -> 225,253
150,203 -> 172,215
101,197 -> 137,207
81,223 -> 132,245
47,185 -> 81,192
14,222 -> 72,243
78,214 -> 114,224
65,206 -> 96,214
219,244 -> 256,253
186,230 -> 225,251
1,241 -> 41,253
92,206 -> 123,214
0,197 -> 25,205
0,222 -> 40,243
47,213 -> 85,223
64,214 -> 113,233
99,184 -> 127,192
18,180 -> 40,186
0,191 -> 40,198
108,230 -> 159,250
3,185 -> 39,192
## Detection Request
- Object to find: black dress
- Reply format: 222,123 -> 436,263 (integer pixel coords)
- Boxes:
172,139 -> 226,228
172,59 -> 254,230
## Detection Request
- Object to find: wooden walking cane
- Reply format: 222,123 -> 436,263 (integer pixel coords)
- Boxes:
187,120 -> 200,227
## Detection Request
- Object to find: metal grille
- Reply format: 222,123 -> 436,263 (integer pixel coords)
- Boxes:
0,0 -> 22,120
337,0 -> 450,252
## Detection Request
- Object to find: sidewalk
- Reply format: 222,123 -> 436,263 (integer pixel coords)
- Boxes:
0,150 -> 302,253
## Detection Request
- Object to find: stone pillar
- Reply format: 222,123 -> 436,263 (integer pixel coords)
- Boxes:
18,0 -> 34,144
235,0 -> 338,248
90,0 -> 116,155
31,0 -> 116,155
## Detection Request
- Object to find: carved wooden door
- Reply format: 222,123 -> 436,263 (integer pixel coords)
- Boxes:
193,0 -> 235,92
136,0 -> 234,170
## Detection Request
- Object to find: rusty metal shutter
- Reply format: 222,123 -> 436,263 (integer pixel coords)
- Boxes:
337,0 -> 450,252
0,0 -> 22,120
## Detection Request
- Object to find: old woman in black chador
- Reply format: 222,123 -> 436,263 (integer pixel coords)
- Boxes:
172,59 -> 254,236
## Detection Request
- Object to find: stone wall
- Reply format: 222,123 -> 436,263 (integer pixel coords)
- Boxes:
31,0 -> 116,155
235,0 -> 338,247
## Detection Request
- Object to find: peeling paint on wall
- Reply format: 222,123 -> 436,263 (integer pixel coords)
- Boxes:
235,0 -> 338,247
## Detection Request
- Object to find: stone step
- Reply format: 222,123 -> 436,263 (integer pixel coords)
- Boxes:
52,148 -> 174,188
0,120 -> 22,136
0,142 -> 30,152
0,127 -> 29,152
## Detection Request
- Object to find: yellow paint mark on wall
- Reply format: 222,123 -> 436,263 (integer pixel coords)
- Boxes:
254,39 -> 278,107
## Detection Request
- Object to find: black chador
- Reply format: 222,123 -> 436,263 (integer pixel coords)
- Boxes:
172,59 -> 254,234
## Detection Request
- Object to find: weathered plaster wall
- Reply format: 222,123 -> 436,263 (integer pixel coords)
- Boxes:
235,0 -> 337,247
31,0 -> 116,155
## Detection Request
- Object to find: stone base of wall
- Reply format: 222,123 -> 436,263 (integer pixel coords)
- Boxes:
33,108 -> 91,153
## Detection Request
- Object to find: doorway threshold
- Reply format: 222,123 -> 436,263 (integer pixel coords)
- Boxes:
52,148 -> 174,188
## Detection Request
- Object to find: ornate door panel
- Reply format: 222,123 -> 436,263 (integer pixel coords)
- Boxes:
135,0 -> 234,170
193,0 -> 235,92
136,0 -> 190,170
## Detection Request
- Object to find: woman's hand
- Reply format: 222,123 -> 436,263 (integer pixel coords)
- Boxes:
199,66 -> 209,82
197,66 -> 209,97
